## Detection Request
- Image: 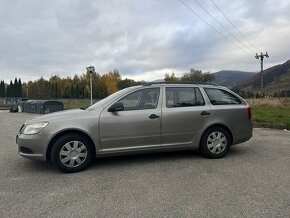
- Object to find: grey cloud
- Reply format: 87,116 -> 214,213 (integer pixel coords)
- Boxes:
0,0 -> 289,82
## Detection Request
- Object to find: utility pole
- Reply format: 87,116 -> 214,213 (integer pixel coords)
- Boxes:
86,66 -> 95,106
255,52 -> 269,97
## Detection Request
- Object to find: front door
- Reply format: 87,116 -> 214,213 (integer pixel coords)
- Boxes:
99,87 -> 161,151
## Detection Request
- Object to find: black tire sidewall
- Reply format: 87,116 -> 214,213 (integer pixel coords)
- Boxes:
51,134 -> 94,173
200,127 -> 231,158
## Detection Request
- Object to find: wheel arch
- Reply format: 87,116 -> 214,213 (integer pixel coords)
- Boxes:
199,124 -> 233,147
46,129 -> 96,161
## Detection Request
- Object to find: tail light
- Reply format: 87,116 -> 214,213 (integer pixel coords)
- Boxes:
247,105 -> 252,120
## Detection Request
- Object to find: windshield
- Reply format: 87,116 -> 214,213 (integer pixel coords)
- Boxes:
86,86 -> 137,111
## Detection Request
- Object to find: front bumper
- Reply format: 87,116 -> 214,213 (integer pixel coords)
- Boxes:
16,133 -> 52,161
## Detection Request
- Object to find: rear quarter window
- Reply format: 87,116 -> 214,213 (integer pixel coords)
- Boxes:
204,88 -> 241,105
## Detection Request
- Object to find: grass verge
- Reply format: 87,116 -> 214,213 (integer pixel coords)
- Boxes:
63,102 -> 90,110
252,106 -> 290,130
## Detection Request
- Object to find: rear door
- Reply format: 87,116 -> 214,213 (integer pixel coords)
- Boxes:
203,87 -> 252,141
99,87 -> 161,151
162,86 -> 211,147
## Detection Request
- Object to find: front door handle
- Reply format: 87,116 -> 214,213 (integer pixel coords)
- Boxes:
200,111 -> 210,116
149,114 -> 160,119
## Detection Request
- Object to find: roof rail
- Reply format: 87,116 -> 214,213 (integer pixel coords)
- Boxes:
143,81 -> 218,86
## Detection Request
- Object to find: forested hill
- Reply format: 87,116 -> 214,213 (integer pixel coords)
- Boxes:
236,59 -> 290,96
212,70 -> 255,88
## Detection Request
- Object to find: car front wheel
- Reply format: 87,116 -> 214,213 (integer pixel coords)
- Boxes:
200,127 -> 231,158
51,134 -> 94,173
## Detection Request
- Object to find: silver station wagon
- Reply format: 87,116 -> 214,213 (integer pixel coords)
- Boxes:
17,83 -> 253,173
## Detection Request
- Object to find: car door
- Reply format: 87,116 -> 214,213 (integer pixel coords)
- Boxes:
162,86 -> 211,147
99,87 -> 161,151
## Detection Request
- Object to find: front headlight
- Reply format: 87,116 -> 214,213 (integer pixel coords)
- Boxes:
22,122 -> 49,135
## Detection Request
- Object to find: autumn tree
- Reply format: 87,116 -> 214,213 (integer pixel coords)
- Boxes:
94,69 -> 121,98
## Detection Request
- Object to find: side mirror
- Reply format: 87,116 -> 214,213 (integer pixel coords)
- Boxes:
108,102 -> 124,112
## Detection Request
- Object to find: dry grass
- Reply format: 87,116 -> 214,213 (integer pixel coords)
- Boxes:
0,105 -> 10,110
246,98 -> 290,107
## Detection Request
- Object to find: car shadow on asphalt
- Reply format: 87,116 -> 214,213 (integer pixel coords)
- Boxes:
20,159 -> 56,173
91,149 -> 202,169
90,145 -> 254,170
228,144 -> 256,157
18,146 -> 252,173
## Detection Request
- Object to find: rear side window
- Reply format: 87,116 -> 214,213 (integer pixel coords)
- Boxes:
204,88 -> 241,105
166,87 -> 205,108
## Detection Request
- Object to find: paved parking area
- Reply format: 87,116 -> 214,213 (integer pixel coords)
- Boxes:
0,111 -> 289,217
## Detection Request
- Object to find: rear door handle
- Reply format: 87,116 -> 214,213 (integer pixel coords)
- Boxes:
200,111 -> 210,116
149,114 -> 160,119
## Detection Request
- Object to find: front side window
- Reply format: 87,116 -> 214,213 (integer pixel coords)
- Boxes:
166,87 -> 205,108
117,88 -> 160,111
204,88 -> 241,105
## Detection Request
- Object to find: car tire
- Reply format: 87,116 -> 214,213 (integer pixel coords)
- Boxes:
51,134 -> 94,173
199,127 -> 231,158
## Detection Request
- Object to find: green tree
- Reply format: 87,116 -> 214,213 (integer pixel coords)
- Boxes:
181,69 -> 214,82
118,78 -> 139,89
164,72 -> 179,82
0,80 -> 5,97
18,78 -> 22,97
14,78 -> 19,97
7,80 -> 14,97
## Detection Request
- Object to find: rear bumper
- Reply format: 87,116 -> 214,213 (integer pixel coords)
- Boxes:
232,122 -> 253,145
16,133 -> 52,161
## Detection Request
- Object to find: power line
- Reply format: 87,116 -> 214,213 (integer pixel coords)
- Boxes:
177,0 -> 252,55
191,0 -> 256,54
209,0 -> 260,52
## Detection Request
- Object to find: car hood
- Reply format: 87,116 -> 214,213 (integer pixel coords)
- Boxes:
25,109 -> 94,124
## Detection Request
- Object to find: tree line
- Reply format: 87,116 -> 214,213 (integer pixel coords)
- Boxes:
24,69 -> 141,99
0,68 -> 215,99
0,78 -> 22,97
164,69 -> 214,82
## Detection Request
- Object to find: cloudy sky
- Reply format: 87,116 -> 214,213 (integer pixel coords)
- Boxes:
0,0 -> 290,82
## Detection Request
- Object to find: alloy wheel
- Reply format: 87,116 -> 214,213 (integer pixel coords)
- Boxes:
59,141 -> 88,168
207,131 -> 227,154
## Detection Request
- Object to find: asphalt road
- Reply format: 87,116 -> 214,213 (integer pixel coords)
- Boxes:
0,111 -> 289,217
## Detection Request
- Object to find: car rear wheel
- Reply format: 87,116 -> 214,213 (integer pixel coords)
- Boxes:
200,127 -> 231,158
51,134 -> 94,173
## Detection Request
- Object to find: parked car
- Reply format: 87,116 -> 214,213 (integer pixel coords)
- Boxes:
16,83 -> 253,173
10,105 -> 19,113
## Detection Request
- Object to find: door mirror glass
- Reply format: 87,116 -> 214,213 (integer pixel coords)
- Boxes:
108,102 -> 124,112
